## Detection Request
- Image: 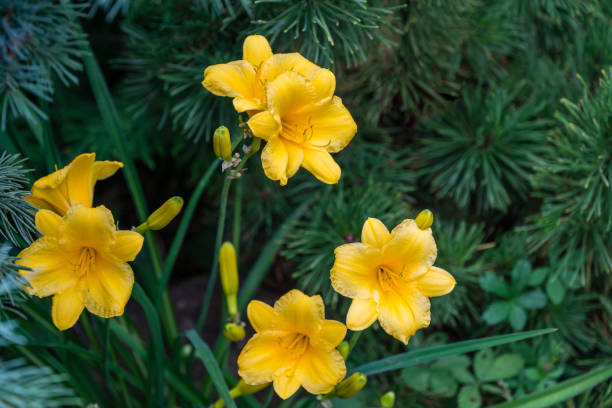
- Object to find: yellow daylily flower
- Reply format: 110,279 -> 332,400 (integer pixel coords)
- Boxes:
247,71 -> 357,185
238,289 -> 347,399
330,217 -> 455,344
25,153 -> 123,215
16,205 -> 143,330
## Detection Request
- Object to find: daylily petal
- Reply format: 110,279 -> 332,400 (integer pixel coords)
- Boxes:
28,166 -> 71,214
301,148 -> 341,184
331,243 -> 378,299
238,333 -> 289,385
273,371 -> 301,400
283,140 -> 304,183
202,61 -> 263,106
84,259 -> 134,318
16,237 -> 76,297
247,300 -> 279,333
310,69 -> 336,104
308,96 -> 357,153
261,138 -> 289,185
274,290 -> 322,334
35,209 -> 62,237
58,205 -> 115,253
66,153 -> 97,208
92,160 -> 123,181
243,35 -> 273,70
52,285 -> 85,330
346,298 -> 379,331
383,219 -> 437,280
417,266 -> 456,297
361,217 -> 391,248
266,71 -> 315,118
234,97 -> 266,113
315,320 -> 347,349
259,53 -> 320,84
377,283 -> 431,345
295,347 -> 346,395
248,111 -> 280,141
110,231 -> 144,262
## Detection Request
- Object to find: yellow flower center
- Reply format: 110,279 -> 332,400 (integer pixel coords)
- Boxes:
281,118 -> 314,145
75,247 -> 96,277
280,332 -> 310,357
377,265 -> 401,292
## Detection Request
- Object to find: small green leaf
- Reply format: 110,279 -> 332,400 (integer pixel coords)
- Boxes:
483,301 -> 512,325
480,272 -> 511,297
458,385 -> 482,408
546,279 -> 565,305
430,372 -> 458,397
481,354 -> 524,382
528,267 -> 548,286
511,259 -> 531,292
401,366 -> 430,392
474,349 -> 494,381
509,306 -> 527,330
516,290 -> 547,310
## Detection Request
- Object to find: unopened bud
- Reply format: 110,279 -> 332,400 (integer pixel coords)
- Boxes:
251,137 -> 261,154
213,126 -> 232,161
380,391 -> 395,408
135,196 -> 183,233
181,344 -> 193,357
219,242 -> 239,317
335,372 -> 367,399
223,323 -> 245,342
337,341 -> 349,360
213,380 -> 270,407
415,209 -> 433,230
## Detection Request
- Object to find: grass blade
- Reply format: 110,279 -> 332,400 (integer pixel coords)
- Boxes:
186,329 -> 237,408
351,328 -> 557,376
491,364 -> 612,408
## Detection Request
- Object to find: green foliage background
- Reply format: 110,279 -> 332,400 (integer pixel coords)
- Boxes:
1,0 -> 612,407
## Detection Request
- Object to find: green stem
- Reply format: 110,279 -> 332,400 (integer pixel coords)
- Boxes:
80,38 -> 177,342
348,331 -> 362,357
232,178 -> 243,253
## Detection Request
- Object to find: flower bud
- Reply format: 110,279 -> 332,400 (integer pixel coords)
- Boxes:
135,196 -> 183,233
213,126 -> 232,161
380,391 -> 395,408
213,380 -> 270,407
337,341 -> 349,360
223,322 -> 245,342
335,372 -> 367,399
251,137 -> 261,154
180,344 -> 193,357
415,209 -> 433,230
219,241 -> 239,317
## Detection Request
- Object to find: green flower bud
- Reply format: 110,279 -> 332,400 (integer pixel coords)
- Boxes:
415,209 -> 433,230
219,241 -> 239,317
380,391 -> 395,408
335,372 -> 367,399
223,322 -> 245,342
213,126 -> 232,161
337,341 -> 349,360
135,196 -> 183,233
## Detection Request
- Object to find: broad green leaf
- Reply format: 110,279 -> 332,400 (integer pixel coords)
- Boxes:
350,329 -> 556,376
458,385 -> 482,408
481,354 -> 524,382
480,272 -> 511,297
430,371 -> 458,397
516,290 -> 547,310
490,364 -> 612,408
527,267 -> 548,287
474,349 -> 494,381
511,259 -> 531,293
186,330 -> 237,408
546,278 -> 565,305
401,367 -> 430,392
483,301 -> 512,325
509,306 -> 527,331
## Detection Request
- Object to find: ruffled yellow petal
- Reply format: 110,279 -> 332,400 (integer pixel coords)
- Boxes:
301,148 -> 341,184
272,371 -> 301,400
66,153 -> 97,208
16,237 -> 76,297
243,35 -> 273,70
261,138 -> 288,185
238,333 -> 289,385
92,160 -> 123,181
28,163 -> 72,214
202,61 -> 265,111
248,111 -> 281,141
295,347 -> 346,395
266,71 -> 315,118
416,266 -> 456,297
84,259 -> 134,318
346,298 -> 379,331
247,300 -> 278,333
331,243 -> 378,299
35,209 -> 62,237
259,53 -> 320,85
234,97 -> 267,113
274,289 -> 323,334
52,285 -> 85,330
110,231 -> 144,262
382,219 -> 437,280
307,96 -> 357,153
361,217 -> 391,248
377,283 -> 431,345
310,69 -> 336,104
314,320 -> 347,349
57,205 -> 115,253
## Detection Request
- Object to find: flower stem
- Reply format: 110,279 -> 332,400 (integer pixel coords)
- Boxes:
348,331 -> 363,357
